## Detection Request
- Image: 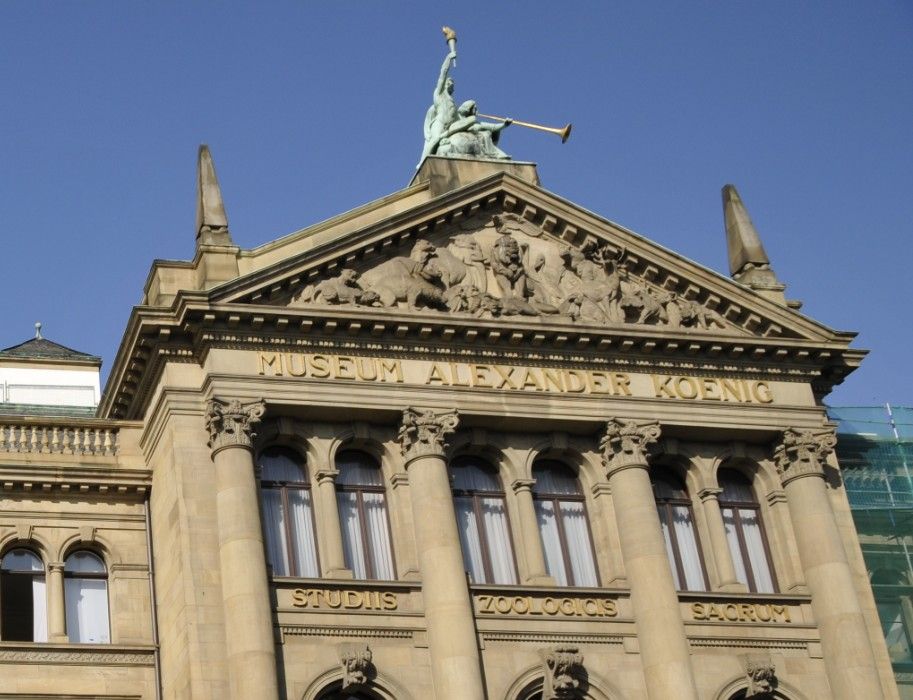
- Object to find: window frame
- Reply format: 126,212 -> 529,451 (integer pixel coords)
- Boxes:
258,446 -> 322,578
450,456 -> 520,585
718,469 -> 778,593
652,471 -> 709,591
335,449 -> 397,581
531,459 -> 600,587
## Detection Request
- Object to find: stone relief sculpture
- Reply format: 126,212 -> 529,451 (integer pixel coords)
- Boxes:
288,212 -> 734,332
539,646 -> 584,700
744,657 -> 776,698
339,643 -> 374,690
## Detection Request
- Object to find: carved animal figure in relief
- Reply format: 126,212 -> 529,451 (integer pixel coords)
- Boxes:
358,240 -> 446,310
559,248 -> 623,324
293,269 -> 379,307
664,293 -> 727,330
432,234 -> 488,291
619,276 -> 668,325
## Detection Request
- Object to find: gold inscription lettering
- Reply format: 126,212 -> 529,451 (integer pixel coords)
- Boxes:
258,352 -> 283,376
379,359 -> 403,383
425,363 -> 449,385
309,355 -> 331,378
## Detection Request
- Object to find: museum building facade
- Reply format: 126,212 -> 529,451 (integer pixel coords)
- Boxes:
0,150 -> 897,700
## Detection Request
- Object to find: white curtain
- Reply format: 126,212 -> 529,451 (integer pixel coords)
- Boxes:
455,496 -> 486,582
64,578 -> 108,643
338,491 -> 367,578
672,506 -> 705,590
288,489 -> 319,577
261,490 -> 290,576
481,497 -> 517,584
535,500 -> 567,584
560,501 -> 598,587
722,506 -> 749,586
659,513 -> 683,589
363,493 -> 394,580
739,508 -> 774,592
32,577 -> 47,643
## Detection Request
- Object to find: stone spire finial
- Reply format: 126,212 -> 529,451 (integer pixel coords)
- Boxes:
722,185 -> 786,303
195,145 -> 232,246
34,322 -> 42,339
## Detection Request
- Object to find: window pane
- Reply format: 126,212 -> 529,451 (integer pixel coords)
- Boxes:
2,549 -> 43,572
65,577 -> 109,643
658,508 -> 683,589
480,497 -> 517,584
532,461 -> 581,496
719,470 -> 754,502
879,601 -> 913,665
261,489 -> 291,576
65,551 -> 105,574
740,508 -> 775,593
535,499 -> 568,585
722,506 -> 750,587
336,451 -> 383,487
560,501 -> 598,587
451,459 -> 500,492
338,491 -> 367,578
288,489 -> 319,577
260,447 -> 307,483
363,493 -> 395,580
454,496 -> 485,583
652,472 -> 687,500
672,505 -> 705,591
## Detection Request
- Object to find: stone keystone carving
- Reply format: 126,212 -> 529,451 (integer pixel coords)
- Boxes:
206,398 -> 266,453
744,656 -> 776,697
398,407 -> 459,460
339,643 -> 373,690
600,419 -> 661,475
773,427 -> 837,485
539,646 -> 584,700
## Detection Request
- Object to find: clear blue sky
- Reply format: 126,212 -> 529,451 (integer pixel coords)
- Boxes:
0,2 -> 910,407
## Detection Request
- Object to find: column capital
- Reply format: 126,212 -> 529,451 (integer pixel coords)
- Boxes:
511,478 -> 536,494
315,469 -> 340,486
47,562 -> 65,573
397,407 -> 459,463
206,397 -> 266,455
600,419 -> 661,477
773,427 -> 836,486
698,487 -> 723,502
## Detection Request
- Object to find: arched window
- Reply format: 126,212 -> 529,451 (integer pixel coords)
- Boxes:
336,450 -> 395,580
532,460 -> 599,587
259,446 -> 320,577
719,469 -> 776,593
64,551 -> 110,643
0,549 -> 47,642
652,471 -> 707,591
450,456 -> 518,585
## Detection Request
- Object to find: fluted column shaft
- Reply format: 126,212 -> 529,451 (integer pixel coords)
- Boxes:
399,408 -> 484,700
512,479 -> 553,584
776,428 -> 885,700
315,469 -> 353,578
47,562 -> 67,642
698,488 -> 743,591
207,398 -> 279,700
601,420 -> 699,700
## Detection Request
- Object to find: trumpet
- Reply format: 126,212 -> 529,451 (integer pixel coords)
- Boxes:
478,113 -> 573,143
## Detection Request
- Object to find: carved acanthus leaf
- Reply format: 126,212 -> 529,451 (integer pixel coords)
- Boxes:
540,646 -> 584,700
206,398 -> 266,453
398,407 -> 459,461
773,427 -> 836,484
600,419 -> 661,475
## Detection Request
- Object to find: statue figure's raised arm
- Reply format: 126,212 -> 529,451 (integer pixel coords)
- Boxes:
434,51 -> 457,98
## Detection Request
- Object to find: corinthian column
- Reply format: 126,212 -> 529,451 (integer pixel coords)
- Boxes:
600,419 -> 699,700
398,408 -> 484,700
207,398 -> 279,700
775,428 -> 885,700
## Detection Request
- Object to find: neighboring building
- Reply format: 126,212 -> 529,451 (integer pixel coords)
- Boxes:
830,405 -> 913,699
0,143 -> 898,700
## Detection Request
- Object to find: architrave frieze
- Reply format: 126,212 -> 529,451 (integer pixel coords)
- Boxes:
100,296 -> 863,421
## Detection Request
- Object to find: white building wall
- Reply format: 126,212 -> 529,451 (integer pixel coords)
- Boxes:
0,366 -> 100,407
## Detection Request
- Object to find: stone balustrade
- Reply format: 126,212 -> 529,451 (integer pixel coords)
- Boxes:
0,421 -> 118,456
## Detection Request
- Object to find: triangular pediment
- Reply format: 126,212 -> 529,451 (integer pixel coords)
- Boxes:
210,172 -> 842,345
